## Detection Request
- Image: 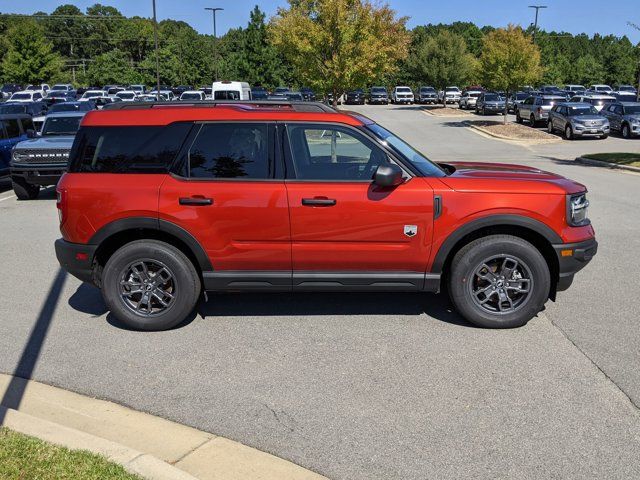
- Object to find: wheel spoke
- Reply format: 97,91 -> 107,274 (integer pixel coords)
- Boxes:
500,258 -> 519,279
120,260 -> 176,317
476,264 -> 497,281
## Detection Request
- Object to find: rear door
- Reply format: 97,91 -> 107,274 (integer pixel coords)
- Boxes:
283,122 -> 434,290
159,121 -> 291,288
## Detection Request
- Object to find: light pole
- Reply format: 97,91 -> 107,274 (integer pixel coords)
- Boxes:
205,7 -> 224,82
152,0 -> 161,99
528,5 -> 547,44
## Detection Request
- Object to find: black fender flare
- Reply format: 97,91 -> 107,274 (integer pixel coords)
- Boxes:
430,214 -> 562,273
89,217 -> 213,272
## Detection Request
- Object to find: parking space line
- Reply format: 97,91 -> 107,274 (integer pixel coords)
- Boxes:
0,194 -> 16,202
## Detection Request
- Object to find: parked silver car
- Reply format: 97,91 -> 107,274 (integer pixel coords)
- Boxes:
569,94 -> 617,112
475,92 -> 506,115
600,101 -> 640,138
516,95 -> 565,126
547,102 -> 609,140
458,90 -> 481,110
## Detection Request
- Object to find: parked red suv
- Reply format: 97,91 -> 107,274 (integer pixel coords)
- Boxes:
55,101 -> 597,331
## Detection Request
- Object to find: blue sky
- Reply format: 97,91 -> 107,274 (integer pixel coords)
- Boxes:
2,0 -> 639,43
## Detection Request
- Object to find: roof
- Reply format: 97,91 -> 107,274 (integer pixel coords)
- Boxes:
46,111 -> 87,118
82,102 -> 364,127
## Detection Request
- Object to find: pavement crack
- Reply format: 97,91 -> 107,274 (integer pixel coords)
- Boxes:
263,403 -> 297,433
170,436 -> 214,465
548,315 -> 639,412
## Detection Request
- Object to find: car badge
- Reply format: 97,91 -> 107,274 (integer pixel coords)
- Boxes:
404,225 -> 418,237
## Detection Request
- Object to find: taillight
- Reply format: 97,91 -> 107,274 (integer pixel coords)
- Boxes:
56,187 -> 65,224
537,107 -> 543,114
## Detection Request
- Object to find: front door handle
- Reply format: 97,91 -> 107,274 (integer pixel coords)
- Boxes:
302,198 -> 336,207
179,197 -> 213,206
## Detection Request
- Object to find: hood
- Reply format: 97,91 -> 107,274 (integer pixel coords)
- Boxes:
438,161 -> 586,195
625,115 -> 640,122
571,115 -> 605,122
15,135 -> 75,150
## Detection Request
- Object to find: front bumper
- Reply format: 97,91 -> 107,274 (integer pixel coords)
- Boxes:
55,238 -> 98,284
573,125 -> 609,137
11,163 -> 67,186
553,237 -> 598,291
369,97 -> 388,104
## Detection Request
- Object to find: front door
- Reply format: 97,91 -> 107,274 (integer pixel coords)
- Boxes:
283,123 -> 434,289
159,122 -> 291,288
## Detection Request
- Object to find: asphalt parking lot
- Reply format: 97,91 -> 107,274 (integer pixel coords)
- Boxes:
1,105 -> 640,479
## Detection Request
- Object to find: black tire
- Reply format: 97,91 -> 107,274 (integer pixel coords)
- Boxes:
516,111 -> 523,123
564,124 -> 573,140
448,235 -> 550,329
482,107 -> 487,116
11,176 -> 40,200
101,240 -> 201,331
600,134 -> 608,139
622,123 -> 630,139
547,121 -> 554,134
529,114 -> 536,127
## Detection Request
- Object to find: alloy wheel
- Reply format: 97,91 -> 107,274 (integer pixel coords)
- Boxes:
119,259 -> 176,317
468,255 -> 533,314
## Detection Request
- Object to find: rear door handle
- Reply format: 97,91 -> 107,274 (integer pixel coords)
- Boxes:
179,197 -> 213,206
302,198 -> 336,207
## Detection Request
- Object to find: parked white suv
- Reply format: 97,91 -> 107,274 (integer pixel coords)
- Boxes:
439,86 -> 461,104
588,84 -> 614,94
459,90 -> 482,110
8,90 -> 44,102
391,86 -> 414,104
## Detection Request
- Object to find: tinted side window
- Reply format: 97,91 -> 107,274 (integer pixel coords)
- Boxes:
20,117 -> 35,132
69,123 -> 192,173
2,119 -> 21,138
286,124 -> 388,181
188,123 -> 269,179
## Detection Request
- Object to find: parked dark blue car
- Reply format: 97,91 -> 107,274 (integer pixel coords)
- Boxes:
0,114 -> 35,178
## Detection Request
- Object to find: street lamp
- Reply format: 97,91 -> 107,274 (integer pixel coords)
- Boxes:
152,0 -> 161,99
205,7 -> 224,82
528,5 -> 547,44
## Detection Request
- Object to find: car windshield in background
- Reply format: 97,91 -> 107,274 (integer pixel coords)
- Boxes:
420,88 -> 435,92
214,91 -> 240,100
371,88 -> 386,93
589,98 -> 615,105
181,94 -> 202,100
0,105 -> 26,114
619,86 -> 635,91
118,93 -> 135,99
484,94 -> 500,101
515,93 -> 528,99
568,106 -> 599,116
42,116 -> 82,136
84,92 -> 102,98
366,123 -> 446,178
11,93 -> 31,100
397,87 -> 411,93
624,105 -> 640,114
542,98 -> 561,106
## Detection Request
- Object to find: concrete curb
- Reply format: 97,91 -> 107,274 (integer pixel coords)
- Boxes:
420,106 -> 473,117
465,122 -> 561,144
0,374 -> 327,480
1,406 -> 197,480
575,156 -> 640,173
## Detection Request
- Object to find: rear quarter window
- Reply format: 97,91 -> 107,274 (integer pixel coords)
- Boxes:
68,123 -> 192,173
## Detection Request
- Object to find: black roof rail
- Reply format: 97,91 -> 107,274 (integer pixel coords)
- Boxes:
102,100 -> 337,113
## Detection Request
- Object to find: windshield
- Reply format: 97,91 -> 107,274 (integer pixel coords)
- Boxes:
11,93 -> 31,100
42,116 -> 82,136
420,87 -> 435,92
214,90 -> 240,100
568,106 -> 599,116
445,88 -> 459,92
515,93 -> 528,99
0,105 -> 26,114
619,86 -> 635,91
624,105 -> 640,114
371,87 -> 386,93
397,87 -> 411,93
118,93 -> 135,99
484,93 -> 500,101
50,103 -> 83,113
181,93 -> 202,100
51,85 -> 67,91
542,98 -> 561,106
83,92 -> 102,98
366,124 -> 446,177
590,98 -> 615,105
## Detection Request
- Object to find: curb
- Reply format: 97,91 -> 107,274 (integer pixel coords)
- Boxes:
465,122 -> 560,143
420,106 -> 473,117
0,374 -> 327,480
575,156 -> 640,173
1,406 -> 197,480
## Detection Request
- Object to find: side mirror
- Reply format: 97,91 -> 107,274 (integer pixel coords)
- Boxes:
26,129 -> 37,138
374,164 -> 404,187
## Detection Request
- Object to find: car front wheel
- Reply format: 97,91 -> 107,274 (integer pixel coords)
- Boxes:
448,235 -> 550,328
12,176 -> 40,200
564,125 -> 573,140
622,123 -> 630,139
101,240 -> 201,331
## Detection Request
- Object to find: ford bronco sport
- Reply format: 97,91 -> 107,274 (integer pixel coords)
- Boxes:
55,101 -> 597,331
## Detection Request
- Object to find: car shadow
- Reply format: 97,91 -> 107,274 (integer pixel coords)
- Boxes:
67,283 -> 476,330
0,178 -> 12,194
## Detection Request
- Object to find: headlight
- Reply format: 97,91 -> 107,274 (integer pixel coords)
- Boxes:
567,193 -> 590,226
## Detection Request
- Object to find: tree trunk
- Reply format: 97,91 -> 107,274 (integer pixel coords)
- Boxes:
332,88 -> 338,109
504,88 -> 509,125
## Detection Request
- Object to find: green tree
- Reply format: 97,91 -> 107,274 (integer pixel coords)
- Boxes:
1,20 -> 63,84
571,54 -> 606,85
271,0 -> 410,106
86,48 -> 143,85
478,25 -> 542,123
406,30 -> 477,90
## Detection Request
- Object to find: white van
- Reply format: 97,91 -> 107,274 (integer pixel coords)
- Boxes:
211,81 -> 251,100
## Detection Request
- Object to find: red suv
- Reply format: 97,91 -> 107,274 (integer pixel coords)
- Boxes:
55,101 -> 597,331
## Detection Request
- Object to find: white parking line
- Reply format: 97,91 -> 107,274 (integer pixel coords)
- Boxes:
0,194 -> 16,202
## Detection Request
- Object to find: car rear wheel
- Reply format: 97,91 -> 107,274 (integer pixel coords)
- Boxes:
547,121 -> 554,133
564,125 -> 573,140
12,176 -> 40,200
622,123 -> 630,139
529,114 -> 537,127
516,111 -> 523,123
101,240 -> 201,331
448,235 -> 550,329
